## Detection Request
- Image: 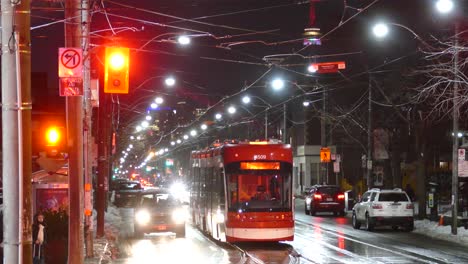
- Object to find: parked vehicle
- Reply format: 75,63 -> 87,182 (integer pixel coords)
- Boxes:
304,185 -> 346,216
113,181 -> 142,207
352,188 -> 414,231
134,189 -> 187,238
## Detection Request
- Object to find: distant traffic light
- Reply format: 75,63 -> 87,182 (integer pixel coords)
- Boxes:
44,126 -> 65,158
104,47 -> 130,94
46,127 -> 60,146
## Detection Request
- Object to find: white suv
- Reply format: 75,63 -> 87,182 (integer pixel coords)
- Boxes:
352,188 -> 414,231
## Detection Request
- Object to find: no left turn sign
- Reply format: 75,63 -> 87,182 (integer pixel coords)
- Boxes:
58,48 -> 83,77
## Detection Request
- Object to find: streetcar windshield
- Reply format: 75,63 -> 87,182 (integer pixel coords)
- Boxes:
226,162 -> 292,212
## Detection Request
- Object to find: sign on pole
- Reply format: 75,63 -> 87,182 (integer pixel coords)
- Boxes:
59,77 -> 83,96
59,48 -> 83,78
320,147 -> 331,163
333,162 -> 340,173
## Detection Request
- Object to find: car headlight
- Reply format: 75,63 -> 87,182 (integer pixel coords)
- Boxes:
135,210 -> 151,225
172,208 -> 187,224
306,197 -> 312,204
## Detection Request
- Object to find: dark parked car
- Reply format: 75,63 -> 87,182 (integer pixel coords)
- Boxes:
304,185 -> 345,216
134,189 -> 187,238
113,181 -> 143,207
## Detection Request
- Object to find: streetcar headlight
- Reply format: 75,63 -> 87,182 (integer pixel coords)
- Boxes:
172,208 -> 187,224
135,210 -> 151,225
215,209 -> 225,224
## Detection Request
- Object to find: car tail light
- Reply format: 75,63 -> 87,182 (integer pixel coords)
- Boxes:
372,203 -> 383,209
406,203 -> 414,209
313,194 -> 322,200
337,194 -> 345,200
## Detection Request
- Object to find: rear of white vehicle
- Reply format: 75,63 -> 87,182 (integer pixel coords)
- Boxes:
369,191 -> 414,231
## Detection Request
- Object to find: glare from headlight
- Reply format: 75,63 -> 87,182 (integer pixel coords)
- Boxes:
215,209 -> 225,224
172,208 -> 187,224
306,197 -> 312,204
135,210 -> 151,225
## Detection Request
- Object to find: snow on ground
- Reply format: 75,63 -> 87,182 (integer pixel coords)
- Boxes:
89,205 -> 123,262
414,219 -> 468,245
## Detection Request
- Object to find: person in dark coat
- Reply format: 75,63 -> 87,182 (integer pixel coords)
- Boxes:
32,212 -> 47,264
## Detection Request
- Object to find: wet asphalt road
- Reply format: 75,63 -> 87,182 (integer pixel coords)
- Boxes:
110,199 -> 468,264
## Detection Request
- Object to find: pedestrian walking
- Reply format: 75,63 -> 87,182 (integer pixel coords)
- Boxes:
32,212 -> 47,264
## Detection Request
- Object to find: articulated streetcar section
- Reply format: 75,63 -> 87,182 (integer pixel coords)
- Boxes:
190,139 -> 295,243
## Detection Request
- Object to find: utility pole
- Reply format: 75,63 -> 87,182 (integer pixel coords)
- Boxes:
97,92 -> 111,237
282,104 -> 287,143
65,0 -> 85,262
82,0 -> 94,256
265,110 -> 268,139
321,87 -> 328,184
2,0 -> 32,263
367,75 -> 373,189
451,22 -> 460,235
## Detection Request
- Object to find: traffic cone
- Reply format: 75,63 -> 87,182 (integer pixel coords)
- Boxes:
439,215 -> 444,226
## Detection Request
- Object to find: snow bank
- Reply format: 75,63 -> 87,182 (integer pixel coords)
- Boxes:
414,219 -> 468,245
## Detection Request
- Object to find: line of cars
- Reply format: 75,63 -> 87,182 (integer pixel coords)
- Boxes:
303,185 -> 414,232
110,178 -> 188,238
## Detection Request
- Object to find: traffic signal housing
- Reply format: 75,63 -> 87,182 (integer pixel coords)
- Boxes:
104,47 -> 129,94
44,126 -> 65,158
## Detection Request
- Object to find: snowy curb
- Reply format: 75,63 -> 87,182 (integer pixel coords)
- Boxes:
414,219 -> 468,245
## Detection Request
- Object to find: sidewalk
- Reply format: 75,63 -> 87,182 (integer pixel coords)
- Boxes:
84,206 -> 122,263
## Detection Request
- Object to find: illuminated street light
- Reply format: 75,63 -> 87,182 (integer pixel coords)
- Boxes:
303,101 -> 311,107
120,158 -> 125,162
436,0 -> 454,13
271,78 -> 285,90
242,95 -> 251,104
129,144 -> 133,148
373,23 -> 389,38
130,136 -> 135,140
176,139 -> 182,144
178,35 -> 191,45
150,103 -> 158,109
122,151 -> 126,154
145,115 -> 152,121
190,130 -> 197,137
141,121 -> 149,128
165,77 -> 176,86
227,106 -> 236,114
201,124 -> 208,130
136,126 -> 143,132
126,148 -> 130,151
171,141 -> 176,146
183,134 -> 189,140
215,113 -> 222,120
155,97 -> 164,104
137,136 -> 142,140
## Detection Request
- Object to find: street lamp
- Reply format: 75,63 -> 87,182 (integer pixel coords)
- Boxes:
242,95 -> 251,104
227,106 -> 237,114
271,78 -> 285,91
150,103 -> 158,109
178,35 -> 191,45
190,130 -> 197,137
141,121 -> 149,128
215,113 -> 222,120
136,125 -> 143,132
145,115 -> 152,121
436,0 -> 454,13
165,77 -> 176,87
434,0 -> 458,235
303,101 -> 311,107
372,23 -> 389,38
155,97 -> 164,104
201,124 -> 208,130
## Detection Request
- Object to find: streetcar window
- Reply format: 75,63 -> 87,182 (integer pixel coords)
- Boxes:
225,162 -> 292,212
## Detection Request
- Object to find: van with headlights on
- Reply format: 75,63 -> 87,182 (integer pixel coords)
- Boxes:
134,188 -> 187,238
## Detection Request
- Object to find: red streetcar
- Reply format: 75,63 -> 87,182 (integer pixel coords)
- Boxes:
190,140 -> 294,242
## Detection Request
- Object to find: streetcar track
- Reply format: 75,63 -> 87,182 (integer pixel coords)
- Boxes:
293,231 -> 383,264
295,219 -> 447,263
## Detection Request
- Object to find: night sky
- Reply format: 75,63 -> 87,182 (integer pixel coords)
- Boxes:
29,0 -> 467,152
